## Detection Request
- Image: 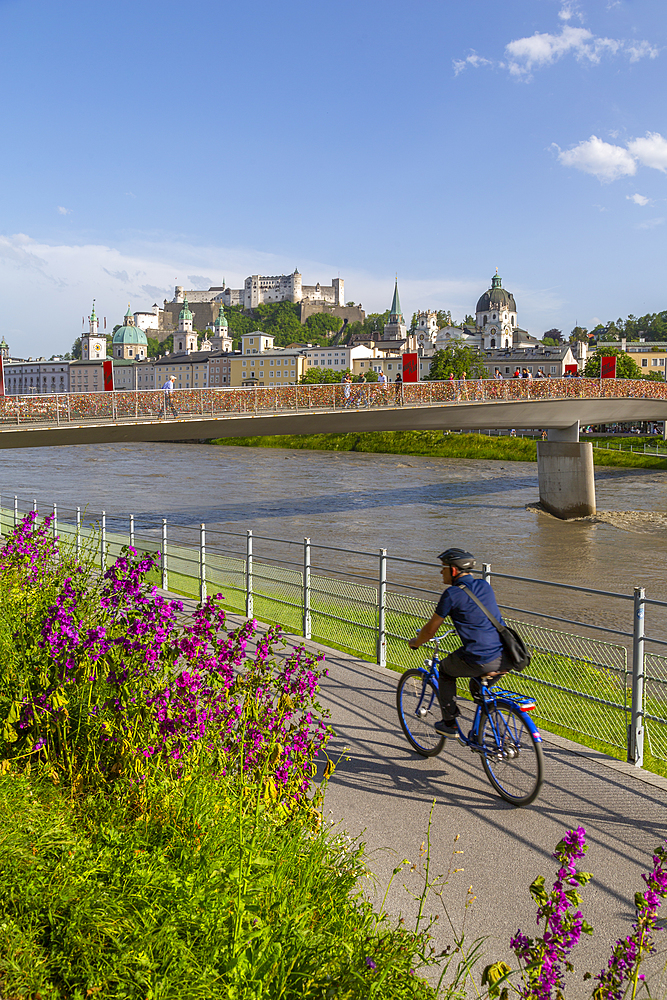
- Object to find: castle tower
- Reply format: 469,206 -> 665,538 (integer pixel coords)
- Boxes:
175,297 -> 197,352
81,300 -> 108,360
0,337 -> 9,361
383,280 -> 408,342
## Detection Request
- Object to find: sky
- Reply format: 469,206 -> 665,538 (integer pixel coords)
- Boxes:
0,0 -> 665,357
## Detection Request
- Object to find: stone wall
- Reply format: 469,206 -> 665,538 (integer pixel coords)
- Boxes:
298,302 -> 365,326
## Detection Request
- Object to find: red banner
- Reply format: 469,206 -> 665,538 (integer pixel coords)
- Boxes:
565,364 -> 578,375
103,359 -> 114,391
0,357 -> 4,396
601,355 -> 617,379
402,352 -> 418,383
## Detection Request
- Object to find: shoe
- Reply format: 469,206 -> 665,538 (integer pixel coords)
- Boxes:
434,718 -> 458,736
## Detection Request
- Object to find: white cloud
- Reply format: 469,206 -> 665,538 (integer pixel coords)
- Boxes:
453,51 -> 493,75
627,193 -> 650,206
559,131 -> 667,183
637,217 -> 665,230
454,11 -> 658,78
57,206 -> 70,215
627,40 -> 660,63
627,132 -> 667,172
558,135 -> 636,181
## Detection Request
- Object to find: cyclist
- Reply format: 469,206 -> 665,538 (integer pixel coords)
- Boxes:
408,548 -> 506,735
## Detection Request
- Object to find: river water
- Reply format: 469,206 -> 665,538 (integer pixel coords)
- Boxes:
2,441 -> 667,637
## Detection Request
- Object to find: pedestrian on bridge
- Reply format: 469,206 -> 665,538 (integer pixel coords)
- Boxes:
343,374 -> 353,408
494,368 -> 503,379
160,376 -> 178,419
394,373 -> 403,406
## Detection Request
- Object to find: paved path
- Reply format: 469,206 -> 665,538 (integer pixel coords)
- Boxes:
175,598 -> 667,992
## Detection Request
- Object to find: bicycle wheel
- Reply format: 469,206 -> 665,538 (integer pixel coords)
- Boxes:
396,670 -> 445,757
479,702 -> 544,806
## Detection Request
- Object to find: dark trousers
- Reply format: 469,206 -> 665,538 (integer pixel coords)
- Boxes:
438,650 -> 501,719
160,394 -> 178,418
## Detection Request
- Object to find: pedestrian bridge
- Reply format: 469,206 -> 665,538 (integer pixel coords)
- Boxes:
0,378 -> 665,449
2,379 -> 666,519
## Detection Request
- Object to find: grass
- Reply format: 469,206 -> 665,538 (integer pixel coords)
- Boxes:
209,430 -> 667,469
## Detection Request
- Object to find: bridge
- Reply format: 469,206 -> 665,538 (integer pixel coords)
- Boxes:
1,378 -> 666,518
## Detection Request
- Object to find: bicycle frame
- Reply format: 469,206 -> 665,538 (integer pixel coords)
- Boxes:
419,637 -> 542,753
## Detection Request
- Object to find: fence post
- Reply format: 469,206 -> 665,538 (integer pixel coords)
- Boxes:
377,548 -> 387,669
200,523 -> 206,603
13,495 -> 17,527
130,514 -> 135,550
101,511 -> 106,573
76,507 -> 81,561
482,562 -> 491,584
628,586 -> 646,767
67,394 -> 71,422
246,529 -> 253,618
303,537 -> 311,639
56,396 -> 60,425
52,503 -> 58,546
161,519 -> 168,590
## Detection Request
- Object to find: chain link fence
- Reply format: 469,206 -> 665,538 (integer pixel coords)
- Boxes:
1,493 -> 664,773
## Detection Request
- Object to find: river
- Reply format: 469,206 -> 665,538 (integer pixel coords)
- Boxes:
2,441 -> 667,636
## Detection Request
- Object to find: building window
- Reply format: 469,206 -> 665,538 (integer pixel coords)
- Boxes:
483,316 -> 487,326
550,366 -> 557,374
642,359 -> 648,367
490,339 -> 496,348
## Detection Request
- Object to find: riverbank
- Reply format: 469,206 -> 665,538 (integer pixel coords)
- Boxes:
209,430 -> 667,469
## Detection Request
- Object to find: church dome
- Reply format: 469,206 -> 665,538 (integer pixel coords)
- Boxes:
476,272 -> 516,314
179,297 -> 193,321
112,305 -> 148,346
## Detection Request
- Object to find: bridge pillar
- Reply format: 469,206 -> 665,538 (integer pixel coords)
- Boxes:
537,422 -> 596,519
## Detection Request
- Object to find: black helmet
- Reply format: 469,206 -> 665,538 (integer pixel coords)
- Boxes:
438,547 -> 475,572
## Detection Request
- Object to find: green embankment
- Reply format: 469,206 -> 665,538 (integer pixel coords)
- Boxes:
209,430 -> 667,469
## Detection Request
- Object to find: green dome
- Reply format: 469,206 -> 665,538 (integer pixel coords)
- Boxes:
179,296 -> 193,321
215,304 -> 228,328
476,273 -> 516,315
112,319 -> 148,346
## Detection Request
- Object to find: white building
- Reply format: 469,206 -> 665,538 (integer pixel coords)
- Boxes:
5,360 -> 70,395
303,344 -> 374,374
134,305 -> 160,332
81,302 -> 108,361
415,310 -> 439,350
172,270 -> 344,311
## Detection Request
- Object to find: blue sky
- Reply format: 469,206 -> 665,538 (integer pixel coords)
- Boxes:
0,0 -> 665,356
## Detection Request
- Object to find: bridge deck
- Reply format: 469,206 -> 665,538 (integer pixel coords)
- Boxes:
0,379 -> 665,448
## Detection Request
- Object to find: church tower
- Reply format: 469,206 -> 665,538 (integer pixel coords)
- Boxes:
81,300 -> 107,360
383,280 -> 408,342
175,297 -> 198,353
475,270 -> 516,350
211,303 -> 233,352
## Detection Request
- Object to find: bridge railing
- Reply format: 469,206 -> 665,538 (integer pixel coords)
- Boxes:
1,377 -> 667,427
1,492 -> 666,774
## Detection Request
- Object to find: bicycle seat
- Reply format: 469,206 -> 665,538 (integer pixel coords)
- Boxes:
469,672 -> 508,702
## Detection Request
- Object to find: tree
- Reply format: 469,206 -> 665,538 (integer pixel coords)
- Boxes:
462,314 -> 475,327
583,348 -> 642,379
427,345 -> 488,380
299,366 -> 351,384
436,309 -> 452,328
542,328 -> 563,344
569,326 -> 588,344
302,312 -> 343,340
542,337 -> 559,347
70,337 -> 82,359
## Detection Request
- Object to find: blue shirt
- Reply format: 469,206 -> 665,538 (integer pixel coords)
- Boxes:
435,575 -> 505,666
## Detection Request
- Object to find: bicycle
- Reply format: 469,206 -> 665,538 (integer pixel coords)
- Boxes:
396,633 -> 544,806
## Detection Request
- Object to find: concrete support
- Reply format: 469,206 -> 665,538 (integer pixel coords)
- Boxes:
537,439 -> 596,518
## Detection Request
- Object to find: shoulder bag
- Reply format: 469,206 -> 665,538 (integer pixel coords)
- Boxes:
457,583 -> 531,672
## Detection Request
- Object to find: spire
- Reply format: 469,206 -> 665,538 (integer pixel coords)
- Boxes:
390,279 -> 402,320
125,303 -> 132,318
91,299 -> 97,322
215,302 -> 228,329
491,271 -> 502,289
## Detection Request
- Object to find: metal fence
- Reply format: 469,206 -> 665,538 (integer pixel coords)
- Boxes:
1,376 -> 667,429
1,491 -> 666,773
